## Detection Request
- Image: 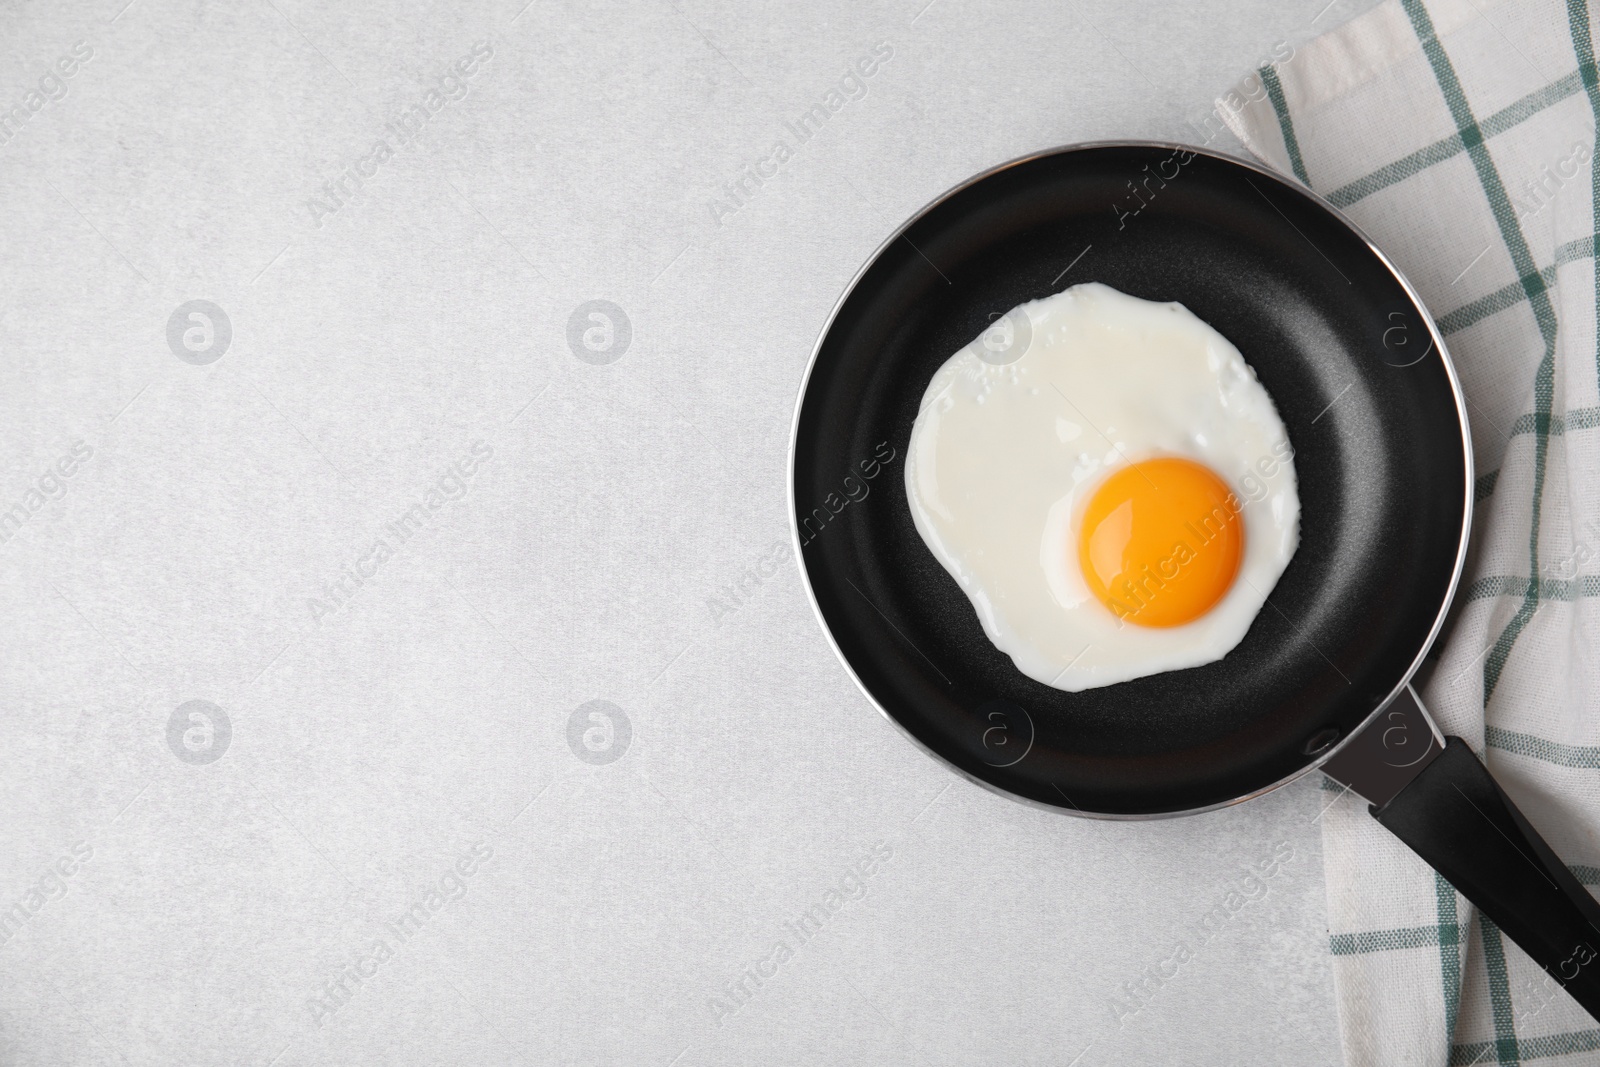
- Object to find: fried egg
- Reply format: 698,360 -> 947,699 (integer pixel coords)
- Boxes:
904,282 -> 1299,692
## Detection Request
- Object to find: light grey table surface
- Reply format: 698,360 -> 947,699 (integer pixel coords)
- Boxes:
0,0 -> 1385,1063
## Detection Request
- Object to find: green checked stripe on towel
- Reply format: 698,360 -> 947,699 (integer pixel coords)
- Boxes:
1219,0 -> 1600,1063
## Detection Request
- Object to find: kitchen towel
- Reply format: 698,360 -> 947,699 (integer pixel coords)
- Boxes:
1218,0 -> 1600,1063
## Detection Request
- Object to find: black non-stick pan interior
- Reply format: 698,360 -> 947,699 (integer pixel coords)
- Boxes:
792,143 -> 1469,816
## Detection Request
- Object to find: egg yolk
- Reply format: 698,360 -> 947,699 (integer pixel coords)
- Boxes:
1077,457 -> 1244,628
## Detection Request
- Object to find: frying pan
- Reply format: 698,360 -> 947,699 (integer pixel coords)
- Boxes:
789,142 -> 1600,1019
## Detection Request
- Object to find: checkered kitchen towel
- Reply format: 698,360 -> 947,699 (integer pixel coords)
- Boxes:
1217,0 -> 1600,1063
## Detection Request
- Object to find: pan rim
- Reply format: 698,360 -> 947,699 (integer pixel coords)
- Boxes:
786,138 -> 1474,821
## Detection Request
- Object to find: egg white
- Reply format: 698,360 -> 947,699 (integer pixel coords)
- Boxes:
904,282 -> 1300,692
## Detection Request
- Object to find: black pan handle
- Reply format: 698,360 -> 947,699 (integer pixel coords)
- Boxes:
1375,737 -> 1600,1017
